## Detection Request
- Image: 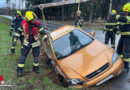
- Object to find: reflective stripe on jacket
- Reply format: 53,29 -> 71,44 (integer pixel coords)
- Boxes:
116,15 -> 130,36
104,19 -> 118,32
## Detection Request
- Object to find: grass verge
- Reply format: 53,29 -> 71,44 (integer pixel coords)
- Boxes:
0,16 -> 78,90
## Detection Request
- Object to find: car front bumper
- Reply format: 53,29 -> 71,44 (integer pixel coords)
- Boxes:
69,57 -> 124,88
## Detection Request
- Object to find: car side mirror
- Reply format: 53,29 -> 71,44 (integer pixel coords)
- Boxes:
90,32 -> 95,37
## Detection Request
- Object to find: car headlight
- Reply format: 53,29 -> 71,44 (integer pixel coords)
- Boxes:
68,79 -> 85,85
112,52 -> 119,64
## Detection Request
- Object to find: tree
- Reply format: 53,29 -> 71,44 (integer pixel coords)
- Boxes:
89,0 -> 95,23
107,0 -> 112,19
6,0 -> 11,14
6,0 -> 10,7
25,0 -> 128,22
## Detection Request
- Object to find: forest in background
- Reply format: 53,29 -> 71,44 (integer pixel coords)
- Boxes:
3,0 -> 130,23
25,0 -> 129,22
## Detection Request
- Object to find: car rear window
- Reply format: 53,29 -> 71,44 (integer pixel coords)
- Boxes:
52,29 -> 94,60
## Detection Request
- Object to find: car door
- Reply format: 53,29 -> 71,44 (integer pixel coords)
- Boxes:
43,36 -> 57,67
42,36 -> 53,59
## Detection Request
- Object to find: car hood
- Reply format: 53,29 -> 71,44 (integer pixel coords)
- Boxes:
58,40 -> 112,77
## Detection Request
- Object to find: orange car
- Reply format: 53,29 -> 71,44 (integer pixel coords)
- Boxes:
42,25 -> 124,88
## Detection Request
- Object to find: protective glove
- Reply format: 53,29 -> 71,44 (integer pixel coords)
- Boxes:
42,35 -> 47,41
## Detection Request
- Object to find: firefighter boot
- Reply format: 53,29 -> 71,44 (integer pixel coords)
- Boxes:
123,61 -> 129,73
17,67 -> 23,77
10,48 -> 15,55
33,66 -> 39,74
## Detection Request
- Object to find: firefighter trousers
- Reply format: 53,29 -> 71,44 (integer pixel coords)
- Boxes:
117,36 -> 123,56
10,35 -> 24,54
117,36 -> 130,69
105,31 -> 116,49
17,45 -> 40,71
123,36 -> 130,69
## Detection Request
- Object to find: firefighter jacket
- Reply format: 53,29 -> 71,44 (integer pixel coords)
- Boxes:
104,18 -> 118,32
116,15 -> 130,36
10,17 -> 23,35
15,20 -> 46,48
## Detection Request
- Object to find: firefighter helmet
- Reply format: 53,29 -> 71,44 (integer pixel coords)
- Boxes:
123,3 -> 130,13
15,10 -> 22,16
25,11 -> 37,22
112,10 -> 117,14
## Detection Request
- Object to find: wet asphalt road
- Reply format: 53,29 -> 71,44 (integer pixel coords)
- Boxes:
1,15 -> 130,90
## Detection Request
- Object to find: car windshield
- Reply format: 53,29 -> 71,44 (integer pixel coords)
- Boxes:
52,29 -> 94,60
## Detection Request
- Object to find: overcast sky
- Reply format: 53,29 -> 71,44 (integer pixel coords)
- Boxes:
0,0 -> 26,9
0,0 -> 7,8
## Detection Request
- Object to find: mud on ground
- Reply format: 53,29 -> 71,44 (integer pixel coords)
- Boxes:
40,45 -> 64,88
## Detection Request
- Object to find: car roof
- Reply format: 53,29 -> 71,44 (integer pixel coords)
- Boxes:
50,25 -> 75,40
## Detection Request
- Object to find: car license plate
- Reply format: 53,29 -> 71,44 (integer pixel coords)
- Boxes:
96,74 -> 113,86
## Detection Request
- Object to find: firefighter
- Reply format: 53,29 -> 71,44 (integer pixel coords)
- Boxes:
115,3 -> 130,72
15,11 -> 47,77
10,10 -> 24,55
104,10 -> 118,49
75,10 -> 83,28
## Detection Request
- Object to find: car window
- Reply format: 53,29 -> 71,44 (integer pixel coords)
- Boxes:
52,29 -> 94,60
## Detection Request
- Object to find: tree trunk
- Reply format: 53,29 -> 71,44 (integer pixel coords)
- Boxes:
89,0 -> 94,23
62,5 -> 64,21
19,0 -> 20,10
58,6 -> 59,20
8,0 -> 11,15
107,0 -> 112,19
